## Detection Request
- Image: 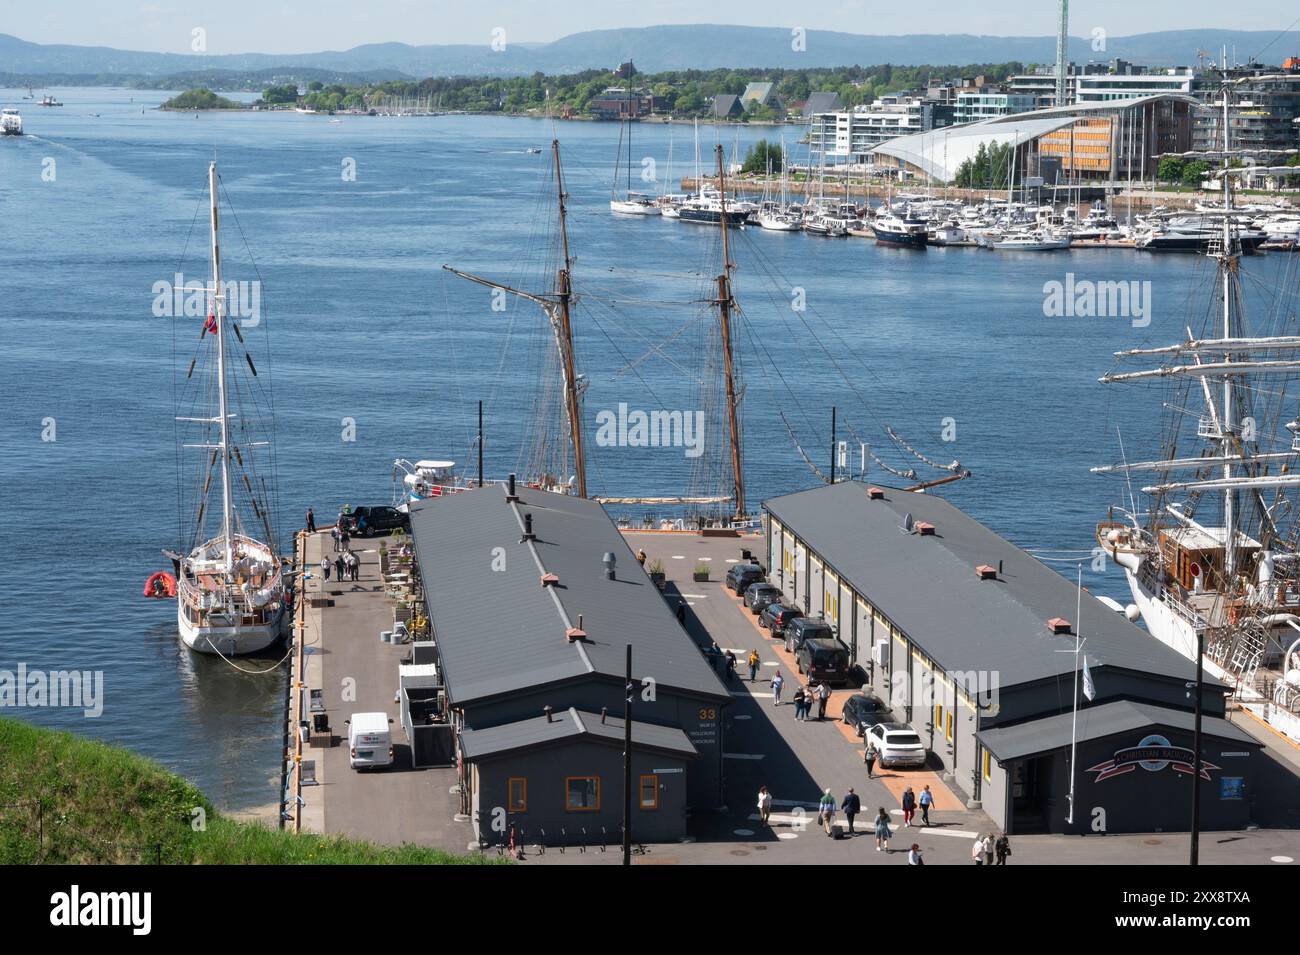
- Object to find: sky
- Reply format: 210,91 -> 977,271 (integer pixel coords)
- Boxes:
11,1 -> 1295,54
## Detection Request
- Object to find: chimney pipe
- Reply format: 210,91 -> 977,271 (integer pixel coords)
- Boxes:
543,705 -> 553,723
602,551 -> 616,580
506,473 -> 518,501
600,706 -> 607,724
521,512 -> 535,542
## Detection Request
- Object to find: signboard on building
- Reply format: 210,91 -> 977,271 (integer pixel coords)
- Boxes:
1086,734 -> 1220,783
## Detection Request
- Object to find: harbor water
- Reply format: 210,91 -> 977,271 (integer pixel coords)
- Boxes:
1,86 -> 1293,809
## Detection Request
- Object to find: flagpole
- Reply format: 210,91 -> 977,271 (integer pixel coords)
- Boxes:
1067,565 -> 1083,826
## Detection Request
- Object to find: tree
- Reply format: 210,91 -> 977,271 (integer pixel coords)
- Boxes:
741,139 -> 784,174
1156,156 -> 1185,184
1181,160 -> 1210,187
262,84 -> 298,105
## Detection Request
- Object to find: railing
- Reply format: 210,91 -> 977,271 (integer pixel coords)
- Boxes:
1159,585 -> 1209,630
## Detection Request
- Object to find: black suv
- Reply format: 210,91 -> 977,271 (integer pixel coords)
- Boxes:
759,603 -> 802,638
725,563 -> 765,595
342,505 -> 409,537
743,582 -> 782,615
784,616 -> 835,654
840,692 -> 891,736
795,637 -> 851,686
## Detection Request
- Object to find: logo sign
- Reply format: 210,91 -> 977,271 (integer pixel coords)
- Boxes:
1086,734 -> 1220,783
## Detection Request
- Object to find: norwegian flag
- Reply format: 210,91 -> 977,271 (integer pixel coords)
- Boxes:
204,311 -> 218,335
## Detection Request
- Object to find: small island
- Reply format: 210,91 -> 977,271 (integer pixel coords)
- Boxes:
161,87 -> 246,110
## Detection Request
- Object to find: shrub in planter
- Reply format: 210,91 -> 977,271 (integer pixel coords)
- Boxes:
693,563 -> 710,582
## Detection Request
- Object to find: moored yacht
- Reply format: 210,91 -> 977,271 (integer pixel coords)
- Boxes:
1,107 -> 22,136
871,211 -> 928,248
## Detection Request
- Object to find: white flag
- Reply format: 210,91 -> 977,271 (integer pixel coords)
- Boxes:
1082,655 -> 1096,702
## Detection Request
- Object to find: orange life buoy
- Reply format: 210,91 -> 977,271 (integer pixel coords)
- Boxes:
144,571 -> 177,598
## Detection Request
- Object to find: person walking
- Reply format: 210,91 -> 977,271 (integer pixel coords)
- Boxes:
330,526 -> 339,552
706,642 -> 721,672
320,556 -> 331,581
816,681 -> 831,720
335,554 -> 346,582
841,788 -> 861,835
908,844 -> 924,865
818,789 -> 837,836
771,671 -> 784,706
983,832 -> 995,867
723,650 -> 737,683
636,548 -> 647,566
340,528 -> 350,553
747,649 -> 761,683
971,835 -> 985,865
873,808 -> 892,852
918,785 -> 934,827
676,599 -> 686,624
863,743 -> 878,778
901,786 -> 916,827
995,833 -> 1011,865
757,786 -> 772,826
350,551 -> 360,582
792,686 -> 806,721
305,507 -> 316,533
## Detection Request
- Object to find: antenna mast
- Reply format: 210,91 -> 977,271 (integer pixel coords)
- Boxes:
714,144 -> 745,519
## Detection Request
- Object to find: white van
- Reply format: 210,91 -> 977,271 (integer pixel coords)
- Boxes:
347,712 -> 394,770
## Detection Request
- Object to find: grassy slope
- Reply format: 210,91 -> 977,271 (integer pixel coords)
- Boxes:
0,717 -> 492,864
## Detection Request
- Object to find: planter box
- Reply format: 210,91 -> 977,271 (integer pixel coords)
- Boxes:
692,571 -> 710,582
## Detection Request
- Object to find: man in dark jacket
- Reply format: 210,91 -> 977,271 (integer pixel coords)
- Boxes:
841,788 -> 862,834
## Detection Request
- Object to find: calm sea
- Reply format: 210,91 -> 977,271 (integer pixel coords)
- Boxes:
0,86 -> 1289,809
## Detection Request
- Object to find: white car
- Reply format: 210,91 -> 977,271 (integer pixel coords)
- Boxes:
866,722 -> 928,768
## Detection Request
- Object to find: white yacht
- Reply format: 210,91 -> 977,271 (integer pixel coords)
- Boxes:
1,108 -> 22,136
174,163 -> 287,655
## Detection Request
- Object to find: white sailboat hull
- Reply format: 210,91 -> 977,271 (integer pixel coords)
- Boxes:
610,199 -> 660,215
178,605 -> 284,655
1121,566 -> 1231,681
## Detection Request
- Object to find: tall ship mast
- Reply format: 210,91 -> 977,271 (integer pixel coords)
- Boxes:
1095,84 -> 1300,731
444,138 -> 587,497
173,162 -> 287,655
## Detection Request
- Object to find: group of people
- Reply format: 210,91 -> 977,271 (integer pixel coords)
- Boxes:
972,832 -> 1011,865
790,680 -> 831,721
320,549 -> 360,583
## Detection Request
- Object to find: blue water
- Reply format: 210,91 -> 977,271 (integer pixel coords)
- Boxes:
1,87 -> 1293,809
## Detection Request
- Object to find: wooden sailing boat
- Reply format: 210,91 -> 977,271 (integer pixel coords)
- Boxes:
173,162 -> 286,656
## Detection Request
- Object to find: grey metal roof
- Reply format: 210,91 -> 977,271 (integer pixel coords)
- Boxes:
763,482 -> 1224,690
460,707 -> 698,761
802,92 -> 841,117
409,485 -> 731,707
712,94 -> 740,116
978,700 -> 1259,761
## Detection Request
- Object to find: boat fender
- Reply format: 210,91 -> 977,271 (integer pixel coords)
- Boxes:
1125,604 -> 1140,622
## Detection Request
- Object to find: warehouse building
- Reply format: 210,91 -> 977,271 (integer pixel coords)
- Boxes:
764,481 -> 1261,835
409,482 -> 731,847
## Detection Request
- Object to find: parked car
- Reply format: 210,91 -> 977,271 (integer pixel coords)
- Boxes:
865,722 -> 928,768
725,562 -> 765,595
347,712 -> 394,770
342,505 -> 409,537
743,582 -> 782,614
841,693 -> 891,736
784,616 -> 835,654
759,603 -> 803,637
795,637 -> 851,686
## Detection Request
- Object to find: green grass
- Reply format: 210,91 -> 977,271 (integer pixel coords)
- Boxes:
0,717 -> 494,864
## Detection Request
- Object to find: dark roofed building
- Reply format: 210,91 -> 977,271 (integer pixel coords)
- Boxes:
764,481 -> 1259,835
409,483 -> 730,846
711,93 -> 743,119
801,91 -> 841,117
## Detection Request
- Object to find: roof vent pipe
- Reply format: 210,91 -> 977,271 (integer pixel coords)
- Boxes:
521,513 -> 536,542
543,705 -> 553,723
600,706 -> 607,724
602,551 -> 616,580
506,473 -> 518,502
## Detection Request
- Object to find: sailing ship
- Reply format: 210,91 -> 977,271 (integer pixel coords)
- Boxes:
171,162 -> 287,655
609,79 -> 659,216
1,108 -> 22,136
1095,86 -> 1300,734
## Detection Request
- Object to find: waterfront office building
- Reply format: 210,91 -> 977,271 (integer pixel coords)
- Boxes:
763,482 -> 1260,835
408,484 -> 731,847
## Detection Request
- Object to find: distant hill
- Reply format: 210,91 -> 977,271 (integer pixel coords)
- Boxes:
0,25 -> 1290,82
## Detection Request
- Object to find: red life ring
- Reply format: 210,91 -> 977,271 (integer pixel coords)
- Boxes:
144,571 -> 177,598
